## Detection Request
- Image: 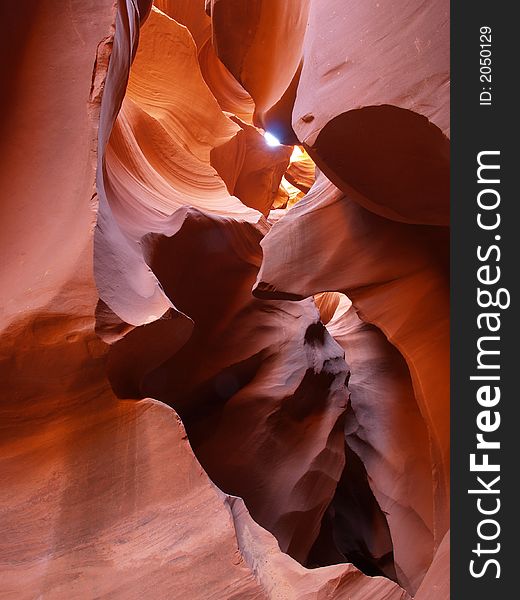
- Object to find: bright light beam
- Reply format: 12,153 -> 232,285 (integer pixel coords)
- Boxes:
264,131 -> 281,147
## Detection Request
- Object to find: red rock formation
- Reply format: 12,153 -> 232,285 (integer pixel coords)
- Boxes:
414,532 -> 450,600
293,0 -> 450,226
317,294 -> 435,594
255,174 -> 450,554
1,1 -> 449,598
209,0 -> 310,143
211,114 -> 292,215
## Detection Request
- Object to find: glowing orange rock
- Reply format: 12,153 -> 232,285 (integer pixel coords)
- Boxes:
0,0 -> 449,598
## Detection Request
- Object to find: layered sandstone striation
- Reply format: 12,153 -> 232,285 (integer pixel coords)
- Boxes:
1,1 -> 449,599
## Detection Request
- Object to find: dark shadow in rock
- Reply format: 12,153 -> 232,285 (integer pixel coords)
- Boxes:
311,105 -> 449,226
307,440 -> 397,583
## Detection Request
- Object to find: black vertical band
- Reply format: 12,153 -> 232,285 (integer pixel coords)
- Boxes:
451,2 -> 517,597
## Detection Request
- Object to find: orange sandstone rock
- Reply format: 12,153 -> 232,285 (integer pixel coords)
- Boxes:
0,0 -> 449,598
255,173 -> 450,557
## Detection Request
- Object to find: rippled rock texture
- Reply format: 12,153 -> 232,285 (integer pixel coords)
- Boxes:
0,1 -> 449,598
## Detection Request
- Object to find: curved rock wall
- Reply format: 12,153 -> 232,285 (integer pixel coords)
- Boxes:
1,1 -> 449,598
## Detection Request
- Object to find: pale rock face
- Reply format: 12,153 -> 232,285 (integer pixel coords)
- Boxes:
0,1 -> 449,599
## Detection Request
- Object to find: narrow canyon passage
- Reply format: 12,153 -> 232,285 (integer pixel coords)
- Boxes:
0,2 -> 449,599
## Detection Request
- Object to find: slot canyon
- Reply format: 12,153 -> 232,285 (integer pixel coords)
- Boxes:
0,1 -> 449,598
